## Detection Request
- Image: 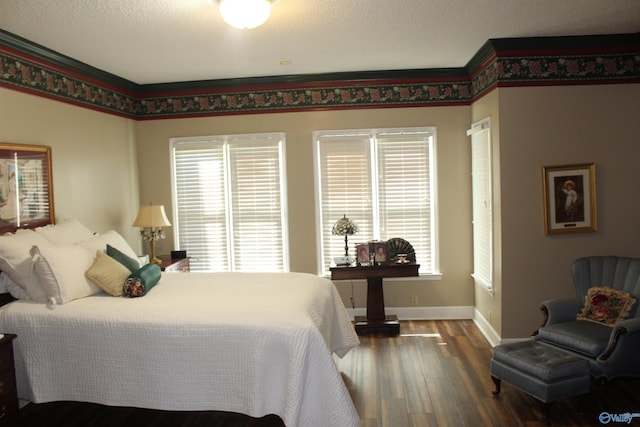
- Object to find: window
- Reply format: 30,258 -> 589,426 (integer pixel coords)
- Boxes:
468,118 -> 493,293
171,133 -> 288,272
314,128 -> 438,276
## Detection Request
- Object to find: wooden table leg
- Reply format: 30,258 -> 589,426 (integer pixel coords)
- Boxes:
354,276 -> 400,335
366,276 -> 386,320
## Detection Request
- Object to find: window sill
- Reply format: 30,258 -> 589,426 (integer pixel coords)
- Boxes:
472,274 -> 494,296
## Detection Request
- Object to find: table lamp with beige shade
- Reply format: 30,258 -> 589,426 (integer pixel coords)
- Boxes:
133,204 -> 171,265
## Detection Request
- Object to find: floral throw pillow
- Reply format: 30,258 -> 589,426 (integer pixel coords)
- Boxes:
577,286 -> 636,326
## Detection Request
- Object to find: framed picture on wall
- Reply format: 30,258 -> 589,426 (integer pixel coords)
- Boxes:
542,163 -> 596,235
0,143 -> 54,234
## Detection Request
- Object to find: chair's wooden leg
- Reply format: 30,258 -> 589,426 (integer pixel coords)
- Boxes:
491,376 -> 501,395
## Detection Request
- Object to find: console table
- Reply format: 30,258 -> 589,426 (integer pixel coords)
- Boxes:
330,262 -> 419,335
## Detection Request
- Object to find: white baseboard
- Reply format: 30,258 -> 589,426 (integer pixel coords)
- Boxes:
346,306 -> 474,321
345,306 -> 529,347
472,308 -> 529,347
472,308 -> 501,347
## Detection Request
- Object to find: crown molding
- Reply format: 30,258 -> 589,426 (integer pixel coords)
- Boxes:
1,30 -> 638,119
137,67 -> 469,95
0,29 -> 138,93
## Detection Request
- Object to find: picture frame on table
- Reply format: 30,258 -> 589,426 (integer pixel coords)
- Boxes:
356,243 -> 370,266
542,163 -> 596,235
0,143 -> 54,235
373,242 -> 387,263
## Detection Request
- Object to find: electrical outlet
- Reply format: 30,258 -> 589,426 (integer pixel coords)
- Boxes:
410,295 -> 419,306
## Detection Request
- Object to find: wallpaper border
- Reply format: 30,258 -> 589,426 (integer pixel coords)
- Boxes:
1,31 -> 639,119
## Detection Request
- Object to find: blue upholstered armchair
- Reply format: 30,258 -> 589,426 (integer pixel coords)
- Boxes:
533,256 -> 640,380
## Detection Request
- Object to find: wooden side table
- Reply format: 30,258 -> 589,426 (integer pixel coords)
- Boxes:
330,263 -> 419,335
157,255 -> 190,272
0,334 -> 18,426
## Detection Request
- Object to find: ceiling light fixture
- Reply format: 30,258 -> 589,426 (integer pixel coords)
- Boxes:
219,0 -> 272,30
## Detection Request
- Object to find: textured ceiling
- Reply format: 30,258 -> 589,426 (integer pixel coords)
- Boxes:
0,0 -> 639,85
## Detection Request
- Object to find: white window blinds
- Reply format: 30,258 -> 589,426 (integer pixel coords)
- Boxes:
315,128 -> 437,275
171,133 -> 288,272
317,133 -> 374,270
377,132 -> 434,270
468,119 -> 493,293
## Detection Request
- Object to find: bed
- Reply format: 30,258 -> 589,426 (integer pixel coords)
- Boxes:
0,219 -> 361,427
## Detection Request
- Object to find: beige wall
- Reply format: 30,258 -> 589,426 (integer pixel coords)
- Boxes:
0,88 -> 140,248
496,83 -> 640,338
135,106 -> 474,310
7,82 -> 638,340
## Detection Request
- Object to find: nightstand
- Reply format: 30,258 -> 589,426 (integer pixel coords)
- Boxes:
157,255 -> 190,272
0,334 -> 18,426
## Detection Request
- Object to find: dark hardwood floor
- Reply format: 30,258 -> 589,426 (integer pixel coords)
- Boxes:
337,320 -> 640,427
18,320 -> 640,426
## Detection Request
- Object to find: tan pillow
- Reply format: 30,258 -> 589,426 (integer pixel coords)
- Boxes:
85,251 -> 130,297
577,286 -> 636,326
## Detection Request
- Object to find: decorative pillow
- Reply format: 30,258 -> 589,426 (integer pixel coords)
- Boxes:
34,218 -> 94,245
0,229 -> 51,301
0,272 -> 29,300
85,251 -> 130,297
31,244 -> 101,304
106,244 -> 140,273
577,286 -> 637,326
79,230 -> 139,262
123,263 -> 161,298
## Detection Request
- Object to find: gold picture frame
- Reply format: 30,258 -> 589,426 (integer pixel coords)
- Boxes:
542,163 -> 596,235
0,143 -> 54,234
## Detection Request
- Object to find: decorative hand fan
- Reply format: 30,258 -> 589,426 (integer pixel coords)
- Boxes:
385,238 -> 416,262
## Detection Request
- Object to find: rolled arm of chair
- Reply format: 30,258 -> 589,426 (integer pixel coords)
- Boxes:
598,317 -> 640,361
539,298 -> 582,327
616,317 -> 640,335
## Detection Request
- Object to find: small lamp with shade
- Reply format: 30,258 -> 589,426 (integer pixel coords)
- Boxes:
133,204 -> 171,265
331,215 -> 359,266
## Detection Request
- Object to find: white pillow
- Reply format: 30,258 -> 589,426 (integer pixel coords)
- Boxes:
34,218 -> 94,245
30,244 -> 101,304
0,272 -> 29,300
79,230 -> 139,264
85,251 -> 130,297
0,229 -> 51,301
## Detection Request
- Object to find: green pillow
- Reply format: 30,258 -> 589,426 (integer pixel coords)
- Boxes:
123,263 -> 161,298
106,244 -> 140,273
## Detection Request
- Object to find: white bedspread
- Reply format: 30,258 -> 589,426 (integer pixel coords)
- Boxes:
0,272 -> 361,427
